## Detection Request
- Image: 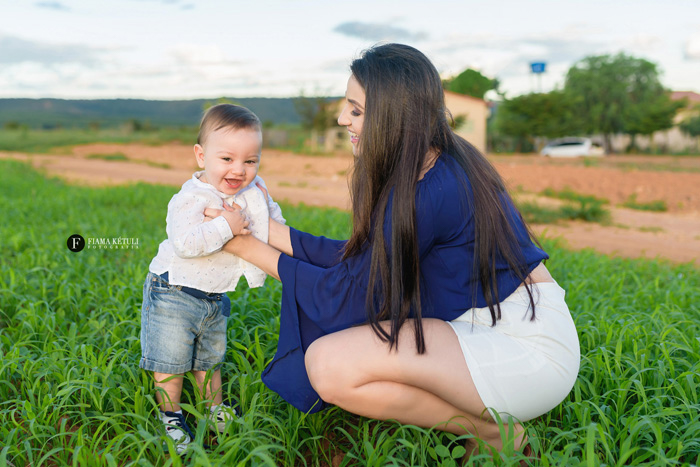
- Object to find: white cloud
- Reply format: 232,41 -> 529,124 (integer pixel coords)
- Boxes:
620,34 -> 663,53
2,1 -> 699,98
685,34 -> 700,60
34,1 -> 70,11
169,44 -> 231,66
333,21 -> 428,42
0,35 -> 104,65
428,26 -> 609,83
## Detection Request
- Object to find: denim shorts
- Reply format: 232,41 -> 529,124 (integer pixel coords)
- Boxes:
139,271 -> 230,374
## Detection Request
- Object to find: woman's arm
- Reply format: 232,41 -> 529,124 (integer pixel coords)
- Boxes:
222,234 -> 282,281
252,180 -> 293,256
269,219 -> 293,257
204,197 -> 345,266
204,202 -> 293,259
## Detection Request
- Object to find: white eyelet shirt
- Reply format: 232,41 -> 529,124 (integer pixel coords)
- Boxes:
148,172 -> 286,293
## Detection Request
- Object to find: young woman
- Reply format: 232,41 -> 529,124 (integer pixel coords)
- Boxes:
207,43 -> 580,455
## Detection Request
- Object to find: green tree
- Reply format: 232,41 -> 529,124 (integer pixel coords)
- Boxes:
625,95 -> 685,151
449,114 -> 467,130
565,53 -> 681,153
680,113 -> 700,153
293,94 -> 337,132
679,114 -> 700,137
494,90 -> 583,151
3,121 -> 21,130
443,69 -> 498,99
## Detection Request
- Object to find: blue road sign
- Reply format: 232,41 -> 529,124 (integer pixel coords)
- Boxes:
530,62 -> 546,74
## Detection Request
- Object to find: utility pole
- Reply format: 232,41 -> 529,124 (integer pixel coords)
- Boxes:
530,62 -> 546,93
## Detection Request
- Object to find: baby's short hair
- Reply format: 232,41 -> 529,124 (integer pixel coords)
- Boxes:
197,104 -> 261,146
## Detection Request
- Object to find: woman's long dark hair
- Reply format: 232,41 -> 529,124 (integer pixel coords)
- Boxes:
343,43 -> 539,354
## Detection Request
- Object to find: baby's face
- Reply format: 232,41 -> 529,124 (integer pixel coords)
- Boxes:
194,127 -> 261,195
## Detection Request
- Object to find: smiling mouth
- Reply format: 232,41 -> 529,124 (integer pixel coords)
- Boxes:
348,130 -> 359,143
225,178 -> 243,189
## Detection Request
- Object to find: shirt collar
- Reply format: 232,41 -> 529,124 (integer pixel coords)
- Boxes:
190,171 -> 255,201
191,171 -> 233,200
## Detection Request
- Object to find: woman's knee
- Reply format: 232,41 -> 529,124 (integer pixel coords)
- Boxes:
305,336 -> 348,404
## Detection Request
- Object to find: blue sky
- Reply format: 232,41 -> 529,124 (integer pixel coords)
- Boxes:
2,0 -> 699,100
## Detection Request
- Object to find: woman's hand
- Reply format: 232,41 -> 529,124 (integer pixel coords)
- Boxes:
256,181 -> 269,202
204,202 -> 251,236
205,188 -> 290,274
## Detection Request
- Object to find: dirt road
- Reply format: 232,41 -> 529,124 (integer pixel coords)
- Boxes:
3,144 -> 698,265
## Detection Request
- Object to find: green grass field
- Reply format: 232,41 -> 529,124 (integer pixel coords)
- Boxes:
0,127 -> 199,153
0,126 -> 322,156
1,160 -> 698,466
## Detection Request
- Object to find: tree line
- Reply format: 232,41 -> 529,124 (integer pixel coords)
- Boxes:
0,97 -> 303,130
490,54 -> 696,153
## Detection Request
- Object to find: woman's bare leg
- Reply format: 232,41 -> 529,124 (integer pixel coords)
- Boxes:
304,319 -> 526,451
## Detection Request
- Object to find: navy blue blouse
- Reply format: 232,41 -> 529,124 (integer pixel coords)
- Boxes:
261,154 -> 548,413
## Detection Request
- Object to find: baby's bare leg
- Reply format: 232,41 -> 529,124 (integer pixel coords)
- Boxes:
153,372 -> 184,412
192,369 -> 223,407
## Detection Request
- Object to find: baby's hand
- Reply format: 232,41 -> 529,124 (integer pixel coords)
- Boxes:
221,208 -> 251,236
204,203 -> 251,236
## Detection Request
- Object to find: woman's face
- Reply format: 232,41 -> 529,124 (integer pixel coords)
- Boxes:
337,75 -> 365,156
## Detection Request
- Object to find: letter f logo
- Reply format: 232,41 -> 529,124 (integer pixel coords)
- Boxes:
67,234 -> 85,252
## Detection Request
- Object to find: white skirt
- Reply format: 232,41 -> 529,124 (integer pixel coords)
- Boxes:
448,281 -> 580,422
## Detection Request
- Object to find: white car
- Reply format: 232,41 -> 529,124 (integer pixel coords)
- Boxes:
540,138 -> 605,157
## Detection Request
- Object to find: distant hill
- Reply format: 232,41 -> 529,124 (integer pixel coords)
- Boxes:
0,97 -> 305,129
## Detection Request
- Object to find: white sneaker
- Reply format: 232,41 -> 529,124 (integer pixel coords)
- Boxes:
159,410 -> 194,454
210,402 -> 240,432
